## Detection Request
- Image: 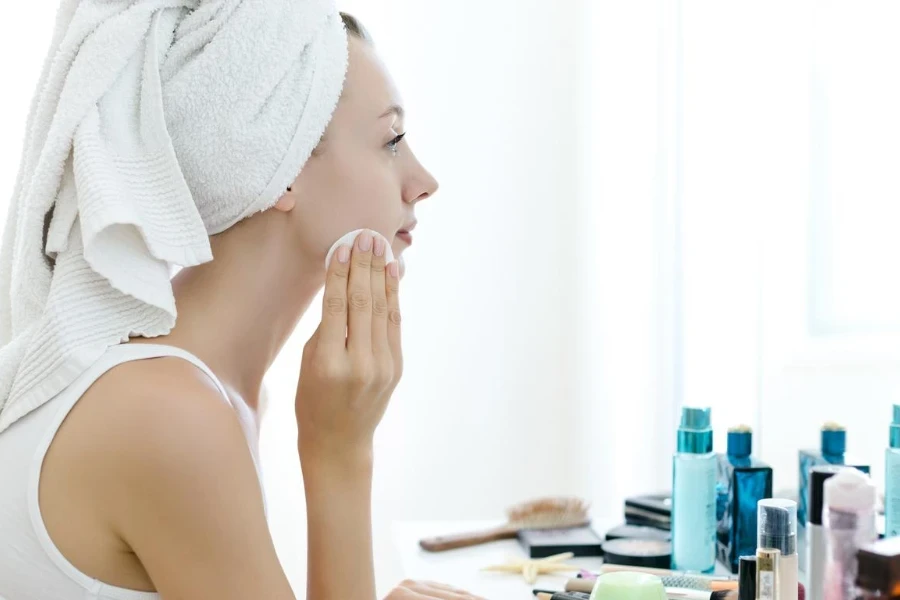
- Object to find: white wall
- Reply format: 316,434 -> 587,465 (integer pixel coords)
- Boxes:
677,0 -> 900,499
575,0 -> 681,522
333,0 -> 585,518
0,7 -> 55,197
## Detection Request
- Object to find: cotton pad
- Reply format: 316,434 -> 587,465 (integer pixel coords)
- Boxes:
325,229 -> 396,271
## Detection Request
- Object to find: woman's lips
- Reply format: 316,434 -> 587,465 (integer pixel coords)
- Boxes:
396,231 -> 413,246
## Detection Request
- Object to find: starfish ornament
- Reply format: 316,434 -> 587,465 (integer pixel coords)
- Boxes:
481,551 -> 580,584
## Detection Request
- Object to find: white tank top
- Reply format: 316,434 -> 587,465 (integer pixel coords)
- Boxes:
0,343 -> 264,600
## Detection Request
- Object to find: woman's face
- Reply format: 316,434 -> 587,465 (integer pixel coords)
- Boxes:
287,35 -> 439,266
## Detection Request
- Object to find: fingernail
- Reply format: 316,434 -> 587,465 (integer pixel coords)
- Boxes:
388,261 -> 400,279
337,245 -> 350,264
373,235 -> 385,257
358,231 -> 373,252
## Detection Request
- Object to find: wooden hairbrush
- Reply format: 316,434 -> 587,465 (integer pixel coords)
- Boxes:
419,496 -> 591,552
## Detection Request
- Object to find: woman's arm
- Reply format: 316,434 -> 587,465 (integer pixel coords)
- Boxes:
294,232 -> 402,600
301,446 -> 376,600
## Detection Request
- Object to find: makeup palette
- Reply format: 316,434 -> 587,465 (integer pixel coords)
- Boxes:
518,526 -> 604,558
601,538 -> 673,569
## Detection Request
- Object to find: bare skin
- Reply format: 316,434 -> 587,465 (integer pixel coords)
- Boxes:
37,36 -> 483,600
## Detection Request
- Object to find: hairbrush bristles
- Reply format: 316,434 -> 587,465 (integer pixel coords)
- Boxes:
506,497 -> 591,529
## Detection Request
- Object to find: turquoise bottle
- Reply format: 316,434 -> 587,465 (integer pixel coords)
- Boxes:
672,406 -> 716,573
886,404 -> 900,538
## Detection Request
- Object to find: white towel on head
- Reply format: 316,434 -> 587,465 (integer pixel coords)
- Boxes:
0,0 -> 349,433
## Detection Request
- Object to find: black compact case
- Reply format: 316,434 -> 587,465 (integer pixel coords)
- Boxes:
604,524 -> 671,542
517,526 -> 604,558
624,494 -> 671,530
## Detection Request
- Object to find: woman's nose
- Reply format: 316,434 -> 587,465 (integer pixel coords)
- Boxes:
405,156 -> 439,204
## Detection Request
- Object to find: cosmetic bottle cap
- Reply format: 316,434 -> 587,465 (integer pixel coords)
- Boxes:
727,425 -> 752,458
677,407 -> 713,454
821,422 -> 847,456
738,555 -> 757,600
758,499 -> 797,556
809,465 -> 845,526
890,405 -> 900,449
824,467 -> 876,513
856,537 -> 900,594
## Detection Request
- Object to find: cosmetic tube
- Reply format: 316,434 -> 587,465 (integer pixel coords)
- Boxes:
757,548 -> 780,600
759,499 -> 798,600
808,466 -> 845,600
823,468 -> 877,600
739,555 -> 757,600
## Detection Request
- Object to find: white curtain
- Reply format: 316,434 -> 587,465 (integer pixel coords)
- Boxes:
676,0 -> 900,494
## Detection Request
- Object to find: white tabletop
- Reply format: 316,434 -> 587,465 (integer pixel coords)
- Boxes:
391,520 -> 617,599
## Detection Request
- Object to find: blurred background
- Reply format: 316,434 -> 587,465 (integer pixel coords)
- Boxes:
3,0 -> 899,593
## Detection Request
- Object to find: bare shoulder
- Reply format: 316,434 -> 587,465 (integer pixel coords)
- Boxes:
53,355 -> 261,511
84,355 -> 234,430
43,354 -> 257,534
50,356 -> 246,482
92,353 -> 238,440
42,356 -> 292,598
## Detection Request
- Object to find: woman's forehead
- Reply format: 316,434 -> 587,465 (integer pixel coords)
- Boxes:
342,37 -> 403,119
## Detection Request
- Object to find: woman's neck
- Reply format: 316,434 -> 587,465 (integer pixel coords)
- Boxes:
154,211 -> 323,408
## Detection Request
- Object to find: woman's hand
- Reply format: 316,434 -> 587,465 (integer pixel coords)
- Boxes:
295,230 -> 402,461
296,230 -> 402,600
385,580 -> 488,600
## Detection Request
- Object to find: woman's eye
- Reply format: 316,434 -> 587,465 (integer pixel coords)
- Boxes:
386,132 -> 406,155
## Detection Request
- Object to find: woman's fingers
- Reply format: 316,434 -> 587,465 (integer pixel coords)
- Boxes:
370,234 -> 390,366
347,231 -> 374,355
318,243 -> 351,350
385,258 -> 402,379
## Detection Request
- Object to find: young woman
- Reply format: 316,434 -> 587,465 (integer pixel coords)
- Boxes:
0,5 -> 484,600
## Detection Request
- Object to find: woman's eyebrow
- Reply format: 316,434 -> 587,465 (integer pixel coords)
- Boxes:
379,104 -> 405,120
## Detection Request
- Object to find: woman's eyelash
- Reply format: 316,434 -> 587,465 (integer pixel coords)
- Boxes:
387,132 -> 406,154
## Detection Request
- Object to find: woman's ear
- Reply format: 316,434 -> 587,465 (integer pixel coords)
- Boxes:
273,186 -> 296,212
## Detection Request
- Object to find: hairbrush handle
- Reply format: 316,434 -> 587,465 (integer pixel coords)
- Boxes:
419,525 -> 517,552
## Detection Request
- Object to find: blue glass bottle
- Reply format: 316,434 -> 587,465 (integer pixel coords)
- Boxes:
799,424 -> 846,528
716,426 -> 773,574
886,404 -> 900,538
672,406 -> 716,573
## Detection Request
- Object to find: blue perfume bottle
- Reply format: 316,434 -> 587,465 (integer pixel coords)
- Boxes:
716,426 -> 773,574
797,423 -> 870,565
886,404 -> 900,538
672,406 -> 716,573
